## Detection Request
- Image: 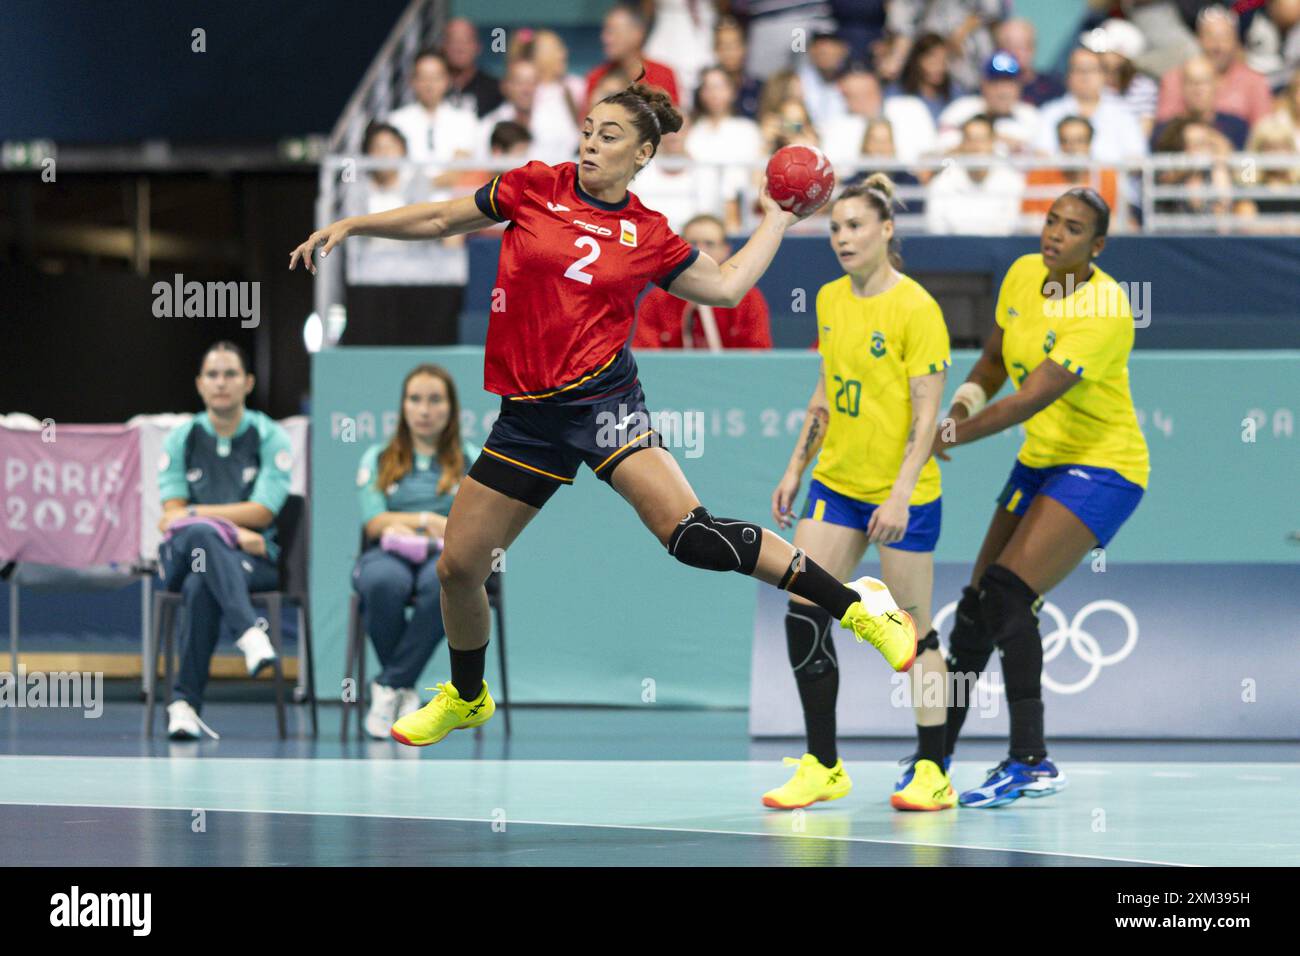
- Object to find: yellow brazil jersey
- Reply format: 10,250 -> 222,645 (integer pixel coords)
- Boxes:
997,254 -> 1150,488
811,273 -> 951,505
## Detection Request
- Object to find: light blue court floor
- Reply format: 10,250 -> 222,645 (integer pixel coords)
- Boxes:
1,695 -> 1297,866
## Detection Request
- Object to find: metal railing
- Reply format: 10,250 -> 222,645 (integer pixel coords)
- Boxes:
327,0 -> 447,156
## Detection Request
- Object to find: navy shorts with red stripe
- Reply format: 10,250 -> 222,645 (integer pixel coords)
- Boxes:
476,383 -> 662,493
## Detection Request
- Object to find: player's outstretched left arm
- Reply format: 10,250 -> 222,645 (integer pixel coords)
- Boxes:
666,187 -> 800,308
936,358 -> 1079,455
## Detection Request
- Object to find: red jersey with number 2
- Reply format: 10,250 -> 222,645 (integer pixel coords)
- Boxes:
474,161 -> 699,401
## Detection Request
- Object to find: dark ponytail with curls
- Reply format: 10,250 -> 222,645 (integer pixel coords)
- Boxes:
597,70 -> 683,162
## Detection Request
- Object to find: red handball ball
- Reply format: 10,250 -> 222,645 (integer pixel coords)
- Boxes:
765,144 -> 835,217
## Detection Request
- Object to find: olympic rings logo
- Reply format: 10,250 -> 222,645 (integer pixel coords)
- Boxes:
932,599 -> 1139,695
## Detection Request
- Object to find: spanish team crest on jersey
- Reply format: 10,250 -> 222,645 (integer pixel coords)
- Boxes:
870,330 -> 886,358
1044,330 -> 1057,354
619,219 -> 637,248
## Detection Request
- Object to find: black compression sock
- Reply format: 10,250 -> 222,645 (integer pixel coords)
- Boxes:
804,709 -> 838,768
916,723 -> 947,768
448,643 -> 487,701
1008,698 -> 1046,761
944,586 -> 992,756
786,601 -> 839,767
783,556 -> 857,620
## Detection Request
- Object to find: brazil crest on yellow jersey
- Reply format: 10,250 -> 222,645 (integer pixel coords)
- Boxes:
812,273 -> 951,505
997,254 -> 1149,488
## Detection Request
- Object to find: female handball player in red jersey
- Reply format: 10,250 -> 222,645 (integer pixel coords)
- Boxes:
290,83 -> 917,746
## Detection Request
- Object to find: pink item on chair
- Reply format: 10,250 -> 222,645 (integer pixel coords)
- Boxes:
381,529 -> 432,564
164,515 -> 241,550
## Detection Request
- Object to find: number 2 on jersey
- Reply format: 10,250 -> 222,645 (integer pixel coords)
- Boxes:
564,237 -> 600,285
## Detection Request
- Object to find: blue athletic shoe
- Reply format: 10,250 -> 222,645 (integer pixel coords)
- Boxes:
894,753 -> 952,792
958,757 -> 1068,808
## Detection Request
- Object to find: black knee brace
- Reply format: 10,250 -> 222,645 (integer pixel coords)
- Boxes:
785,600 -> 837,681
667,506 -> 762,575
979,564 -> 1043,703
945,586 -> 992,667
945,584 -> 997,756
916,628 -> 940,654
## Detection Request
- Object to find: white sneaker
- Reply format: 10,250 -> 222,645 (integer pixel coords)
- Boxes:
365,682 -> 400,739
167,700 -> 220,740
395,687 -> 421,720
235,625 -> 277,676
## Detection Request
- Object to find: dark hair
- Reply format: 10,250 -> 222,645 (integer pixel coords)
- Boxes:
598,79 -> 683,160
1112,55 -> 1138,95
489,120 -> 532,153
362,120 -> 407,154
714,15 -> 744,42
1153,115 -> 1202,153
901,33 -> 952,98
199,340 -> 251,376
831,172 -> 904,269
1056,114 -> 1093,143
692,65 -> 736,121
962,112 -> 995,136
606,2 -> 647,31
1056,186 -> 1110,238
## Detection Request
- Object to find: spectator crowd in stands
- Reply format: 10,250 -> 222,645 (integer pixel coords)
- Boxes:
339,1 -> 1300,345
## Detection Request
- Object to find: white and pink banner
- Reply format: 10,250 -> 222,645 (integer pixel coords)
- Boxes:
0,424 -> 141,568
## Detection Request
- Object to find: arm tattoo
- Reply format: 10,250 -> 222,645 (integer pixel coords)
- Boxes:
800,413 -> 823,462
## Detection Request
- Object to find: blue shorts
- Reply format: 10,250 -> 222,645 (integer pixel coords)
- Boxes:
470,384 -> 661,508
801,479 -> 942,552
996,461 -> 1144,548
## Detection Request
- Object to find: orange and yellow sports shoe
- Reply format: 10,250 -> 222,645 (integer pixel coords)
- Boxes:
390,680 -> 494,747
840,576 -> 917,672
761,754 -> 852,810
890,758 -> 958,811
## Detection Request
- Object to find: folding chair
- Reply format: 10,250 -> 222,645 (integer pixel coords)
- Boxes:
145,495 -> 318,738
342,531 -> 510,739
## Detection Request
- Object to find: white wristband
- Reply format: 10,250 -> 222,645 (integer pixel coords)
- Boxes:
952,382 -> 988,417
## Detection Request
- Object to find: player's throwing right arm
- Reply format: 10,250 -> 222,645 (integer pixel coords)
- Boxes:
667,187 -> 799,308
288,194 -> 492,274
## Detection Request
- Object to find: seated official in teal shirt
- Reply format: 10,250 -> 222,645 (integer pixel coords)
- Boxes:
156,340 -> 292,740
352,363 -> 479,739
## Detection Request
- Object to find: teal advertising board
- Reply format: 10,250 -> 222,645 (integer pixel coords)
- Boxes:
311,348 -> 1298,707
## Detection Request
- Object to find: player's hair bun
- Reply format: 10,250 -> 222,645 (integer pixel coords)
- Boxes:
862,172 -> 896,203
628,82 -> 683,136
596,79 -> 683,167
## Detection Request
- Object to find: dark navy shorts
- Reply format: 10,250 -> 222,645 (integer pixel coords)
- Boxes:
996,460 -> 1144,548
801,479 -> 942,552
470,384 -> 661,508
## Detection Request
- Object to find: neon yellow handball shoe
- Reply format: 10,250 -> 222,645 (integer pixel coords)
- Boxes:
761,754 -> 852,810
890,758 -> 958,811
390,681 -> 494,747
840,576 -> 917,672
